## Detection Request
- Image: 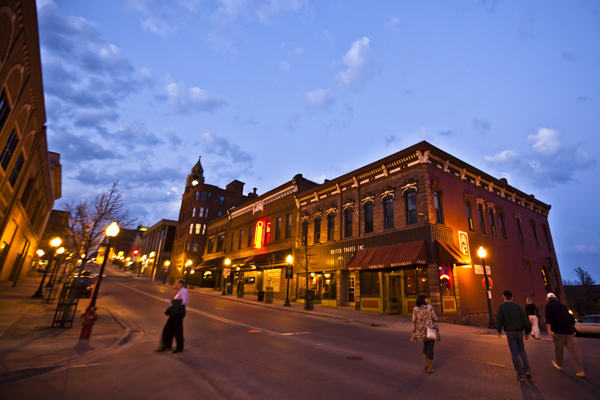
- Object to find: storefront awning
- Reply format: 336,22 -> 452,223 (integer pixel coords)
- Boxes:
345,241 -> 428,271
436,241 -> 470,265
243,249 -> 292,265
196,257 -> 223,269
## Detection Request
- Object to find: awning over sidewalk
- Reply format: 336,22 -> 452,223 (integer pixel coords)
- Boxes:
243,249 -> 292,265
345,241 -> 428,271
436,240 -> 470,265
196,257 -> 224,269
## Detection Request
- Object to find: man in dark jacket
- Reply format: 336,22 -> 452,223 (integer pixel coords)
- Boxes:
496,290 -> 532,382
545,292 -> 585,378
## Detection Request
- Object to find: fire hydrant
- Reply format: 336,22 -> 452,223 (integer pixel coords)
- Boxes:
79,308 -> 100,340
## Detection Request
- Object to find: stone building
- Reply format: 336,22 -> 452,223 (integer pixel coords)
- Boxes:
139,219 -> 177,282
171,157 -> 252,276
0,0 -> 61,285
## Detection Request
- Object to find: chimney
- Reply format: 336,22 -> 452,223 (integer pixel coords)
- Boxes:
500,178 -> 508,185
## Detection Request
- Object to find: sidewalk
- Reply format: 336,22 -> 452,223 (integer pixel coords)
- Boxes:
0,277 -> 129,383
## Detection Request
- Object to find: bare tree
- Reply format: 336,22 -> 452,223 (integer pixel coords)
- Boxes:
573,267 -> 598,316
294,237 -> 317,309
63,181 -> 136,269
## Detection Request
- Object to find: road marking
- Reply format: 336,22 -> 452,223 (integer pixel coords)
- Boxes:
115,282 -> 281,335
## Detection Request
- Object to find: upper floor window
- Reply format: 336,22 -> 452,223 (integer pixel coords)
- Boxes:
230,233 -> 235,251
192,207 -> 196,218
189,223 -> 194,234
301,221 -> 308,246
192,241 -> 198,252
200,191 -> 207,201
314,219 -> 321,244
194,191 -> 199,201
344,209 -> 353,238
0,91 -> 10,131
8,154 -> 24,187
433,190 -> 444,224
327,214 -> 335,241
186,241 -> 190,252
516,217 -> 524,244
465,200 -> 475,231
532,222 -> 540,248
217,211 -> 223,217
543,226 -> 552,250
275,217 -> 282,241
488,207 -> 497,237
216,234 -> 225,251
247,226 -> 254,247
219,195 -> 225,206
384,197 -> 394,229
238,229 -> 243,249
405,190 -> 417,225
0,131 -> 19,170
285,213 -> 292,238
364,203 -> 374,233
208,238 -> 215,253
477,204 -> 487,234
195,223 -> 201,234
498,212 -> 508,240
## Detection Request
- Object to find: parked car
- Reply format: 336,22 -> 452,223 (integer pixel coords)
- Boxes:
36,260 -> 48,273
575,315 -> 600,337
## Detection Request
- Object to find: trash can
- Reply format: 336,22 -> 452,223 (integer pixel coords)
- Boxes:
257,291 -> 265,302
305,290 -> 315,310
226,285 -> 233,295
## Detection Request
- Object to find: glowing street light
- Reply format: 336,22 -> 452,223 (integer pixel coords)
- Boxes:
478,246 -> 495,329
222,258 -> 231,295
32,238 -> 62,298
87,223 -> 119,313
284,255 -> 293,307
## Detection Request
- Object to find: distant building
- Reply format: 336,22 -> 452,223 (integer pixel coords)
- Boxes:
0,0 -> 61,286
171,157 -> 251,275
201,141 -> 564,326
139,219 -> 177,282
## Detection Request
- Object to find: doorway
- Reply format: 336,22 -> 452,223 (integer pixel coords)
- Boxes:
386,275 -> 401,314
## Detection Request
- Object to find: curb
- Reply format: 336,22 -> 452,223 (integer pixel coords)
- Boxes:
0,307 -> 137,386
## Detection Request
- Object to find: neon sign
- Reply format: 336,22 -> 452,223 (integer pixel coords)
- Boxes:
254,221 -> 264,248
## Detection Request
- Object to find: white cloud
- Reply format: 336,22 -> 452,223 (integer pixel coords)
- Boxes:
528,127 -> 561,156
567,245 -> 600,254
215,0 -> 305,24
337,37 -> 374,91
160,81 -> 227,114
484,149 -> 519,165
387,15 -> 401,28
306,89 -> 335,110
279,61 -> 290,71
199,131 -> 253,164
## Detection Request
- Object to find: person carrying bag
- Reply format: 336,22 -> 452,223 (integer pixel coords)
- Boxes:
411,294 -> 440,374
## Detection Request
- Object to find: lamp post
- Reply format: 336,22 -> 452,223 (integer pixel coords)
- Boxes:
185,259 -> 192,287
222,258 -> 231,295
284,255 -> 293,307
86,222 -> 119,312
478,246 -> 495,329
32,237 -> 61,298
163,260 -> 170,284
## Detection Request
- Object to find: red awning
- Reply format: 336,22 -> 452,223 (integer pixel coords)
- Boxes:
345,241 -> 428,271
436,240 -> 470,265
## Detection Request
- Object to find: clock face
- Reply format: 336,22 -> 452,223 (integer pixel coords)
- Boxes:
191,180 -> 198,186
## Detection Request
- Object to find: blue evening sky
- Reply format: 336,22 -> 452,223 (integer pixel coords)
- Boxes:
36,0 -> 600,282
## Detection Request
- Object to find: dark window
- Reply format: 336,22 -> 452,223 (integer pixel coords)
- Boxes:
327,214 -> 335,241
216,234 -> 225,251
301,222 -> 308,246
383,197 -> 394,229
247,226 -> 253,247
275,217 -> 281,240
219,195 -> 225,206
200,191 -> 207,201
488,207 -> 497,237
0,131 -> 19,170
205,208 -> 209,218
499,212 -> 508,240
0,91 -> 10,130
186,241 -> 190,252
285,213 -> 292,238
230,232 -> 235,250
477,204 -> 487,234
532,223 -> 540,248
208,238 -> 215,253
433,190 -> 444,224
20,178 -> 35,207
194,191 -> 199,201
208,192 -> 212,201
344,209 -> 353,238
516,218 -> 524,244
405,191 -> 417,225
238,229 -> 243,249
192,207 -> 196,218
543,226 -> 552,250
465,200 -> 475,231
364,203 -> 373,233
217,211 -> 223,217
192,241 -> 198,252
314,219 -> 321,244
360,271 -> 380,296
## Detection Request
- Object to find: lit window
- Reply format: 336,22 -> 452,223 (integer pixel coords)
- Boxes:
189,224 -> 194,234
192,207 -> 196,217
195,223 -> 201,234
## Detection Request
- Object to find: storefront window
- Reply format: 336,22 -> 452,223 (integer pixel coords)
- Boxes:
405,267 -> 429,295
323,272 -> 336,300
439,265 -> 455,297
360,271 -> 380,297
405,267 -> 417,295
416,267 -> 429,293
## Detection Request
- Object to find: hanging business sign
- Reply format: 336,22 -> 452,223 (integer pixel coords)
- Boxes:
474,265 -> 491,275
285,265 -> 293,279
223,268 -> 230,277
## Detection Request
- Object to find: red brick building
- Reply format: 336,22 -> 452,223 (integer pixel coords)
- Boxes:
201,141 -> 563,325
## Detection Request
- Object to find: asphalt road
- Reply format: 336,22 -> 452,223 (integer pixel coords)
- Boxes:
2,268 -> 599,400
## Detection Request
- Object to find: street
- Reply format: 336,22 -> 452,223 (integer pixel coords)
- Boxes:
1,267 -> 599,400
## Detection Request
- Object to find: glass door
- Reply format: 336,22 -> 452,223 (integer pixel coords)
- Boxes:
347,276 -> 355,303
387,276 -> 400,314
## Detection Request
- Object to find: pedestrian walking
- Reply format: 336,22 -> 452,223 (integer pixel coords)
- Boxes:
156,279 -> 188,354
545,292 -> 585,378
411,294 -> 439,374
495,290 -> 532,382
525,298 -> 541,340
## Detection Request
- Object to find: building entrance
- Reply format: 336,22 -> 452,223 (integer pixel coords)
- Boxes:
386,275 -> 401,314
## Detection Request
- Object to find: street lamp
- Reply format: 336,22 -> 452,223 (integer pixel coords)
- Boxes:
86,222 -> 119,312
284,255 -> 293,307
185,259 -> 192,287
163,260 -> 170,284
478,246 -> 495,329
222,258 -> 231,295
32,237 -> 61,298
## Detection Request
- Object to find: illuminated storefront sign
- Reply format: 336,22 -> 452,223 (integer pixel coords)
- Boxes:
253,219 -> 272,249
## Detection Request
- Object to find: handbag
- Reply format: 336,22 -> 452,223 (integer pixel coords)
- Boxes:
427,327 -> 440,341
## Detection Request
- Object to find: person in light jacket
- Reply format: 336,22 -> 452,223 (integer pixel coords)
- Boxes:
525,298 -> 541,340
411,294 -> 439,374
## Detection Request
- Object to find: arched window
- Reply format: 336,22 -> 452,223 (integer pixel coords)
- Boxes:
541,267 -> 552,293
465,200 -> 475,231
477,203 -> 487,234
516,217 -> 524,244
383,197 -> 394,229
364,203 -> 373,233
344,209 -> 353,238
405,190 -> 417,225
314,218 -> 321,244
